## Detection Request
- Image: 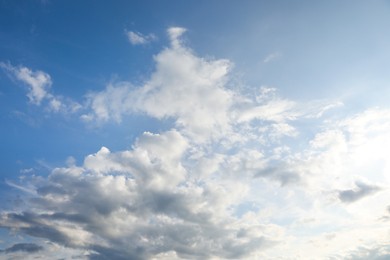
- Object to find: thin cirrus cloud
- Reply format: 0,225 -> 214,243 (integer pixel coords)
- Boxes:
263,52 -> 282,63
1,27 -> 390,259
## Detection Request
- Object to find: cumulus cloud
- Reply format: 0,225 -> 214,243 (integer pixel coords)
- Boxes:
84,27 -> 233,142
0,129 -> 280,259
125,30 -> 156,45
2,27 -> 390,259
84,28 -> 317,143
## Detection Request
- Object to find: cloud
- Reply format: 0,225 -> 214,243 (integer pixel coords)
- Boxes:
125,30 -> 156,45
254,166 -> 300,186
1,243 -> 43,254
0,62 -> 81,113
2,26 -> 390,259
0,62 -> 51,105
84,29 -> 320,143
0,128 -> 280,259
263,52 -> 282,63
85,28 -> 234,142
235,98 -> 297,123
338,181 -> 382,203
344,244 -> 390,260
167,27 -> 186,48
82,82 -> 135,123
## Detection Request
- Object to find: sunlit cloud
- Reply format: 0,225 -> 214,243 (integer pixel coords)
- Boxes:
1,26 -> 390,259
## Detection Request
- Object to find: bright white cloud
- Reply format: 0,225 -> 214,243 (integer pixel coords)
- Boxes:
85,28 -> 233,142
84,29 -> 320,143
2,27 -> 390,259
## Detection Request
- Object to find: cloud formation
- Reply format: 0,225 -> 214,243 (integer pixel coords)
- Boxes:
0,62 -> 81,113
0,62 -> 51,105
1,27 -> 390,259
0,129 -> 280,259
85,29 -> 234,142
125,30 -> 156,45
1,243 -> 43,254
338,181 -> 382,203
84,27 -> 309,144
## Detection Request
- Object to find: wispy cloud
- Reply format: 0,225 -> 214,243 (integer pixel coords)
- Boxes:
0,62 -> 51,105
263,51 -> 282,63
0,62 -> 81,113
125,30 -> 156,45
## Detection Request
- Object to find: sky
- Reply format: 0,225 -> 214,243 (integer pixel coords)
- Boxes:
1,0 -> 390,259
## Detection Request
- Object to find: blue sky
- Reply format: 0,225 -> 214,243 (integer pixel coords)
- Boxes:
1,1 -> 390,259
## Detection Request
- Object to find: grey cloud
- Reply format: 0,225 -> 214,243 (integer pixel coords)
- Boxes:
2,213 -> 72,246
345,244 -> 390,260
338,181 -> 381,203
0,162 -> 277,259
379,205 -> 390,221
40,212 -> 89,223
1,243 -> 43,254
255,166 -> 301,186
37,184 -> 68,196
89,245 -> 143,260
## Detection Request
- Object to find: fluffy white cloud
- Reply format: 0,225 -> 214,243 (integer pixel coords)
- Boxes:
0,129 -> 280,259
85,29 -> 322,143
2,27 -> 390,259
85,27 -> 233,142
